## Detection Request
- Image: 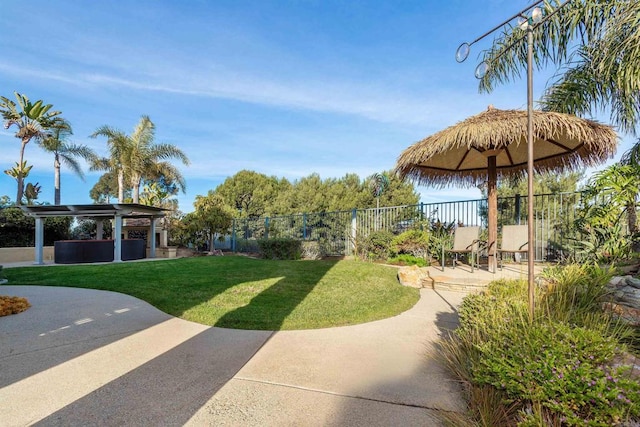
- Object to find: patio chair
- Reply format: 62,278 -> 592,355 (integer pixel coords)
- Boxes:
442,226 -> 481,272
498,225 -> 529,270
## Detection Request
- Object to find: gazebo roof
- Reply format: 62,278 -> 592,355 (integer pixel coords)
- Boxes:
20,203 -> 166,219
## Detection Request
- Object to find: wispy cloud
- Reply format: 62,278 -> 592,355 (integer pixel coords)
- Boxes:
1,60 -> 514,132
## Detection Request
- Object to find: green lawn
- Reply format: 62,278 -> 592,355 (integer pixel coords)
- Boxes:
3,256 -> 419,330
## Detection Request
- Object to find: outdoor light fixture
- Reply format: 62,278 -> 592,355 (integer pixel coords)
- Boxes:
456,0 -> 572,320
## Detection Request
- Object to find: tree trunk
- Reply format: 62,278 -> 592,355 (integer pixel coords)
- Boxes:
16,139 -> 28,205
132,175 -> 141,203
54,154 -> 61,205
117,169 -> 125,203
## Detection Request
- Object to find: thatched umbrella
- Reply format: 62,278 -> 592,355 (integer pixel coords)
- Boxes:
395,106 -> 617,272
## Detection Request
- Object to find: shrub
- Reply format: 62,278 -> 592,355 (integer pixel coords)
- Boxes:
301,241 -> 323,260
391,229 -> 429,259
357,230 -> 394,261
439,269 -> 639,426
257,238 -> 302,260
474,320 -> 639,426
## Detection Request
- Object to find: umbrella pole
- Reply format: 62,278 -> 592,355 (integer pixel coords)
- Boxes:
488,156 -> 497,273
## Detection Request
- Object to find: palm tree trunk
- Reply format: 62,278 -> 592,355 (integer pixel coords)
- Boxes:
132,175 -> 141,203
117,169 -> 125,203
54,154 -> 61,205
16,138 -> 29,206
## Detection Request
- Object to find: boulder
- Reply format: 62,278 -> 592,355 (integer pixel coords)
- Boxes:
626,276 -> 640,289
618,286 -> 640,307
608,275 -> 626,288
604,276 -> 640,325
602,302 -> 640,327
398,265 -> 428,288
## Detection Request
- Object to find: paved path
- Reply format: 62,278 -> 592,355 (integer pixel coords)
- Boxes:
0,285 -> 467,426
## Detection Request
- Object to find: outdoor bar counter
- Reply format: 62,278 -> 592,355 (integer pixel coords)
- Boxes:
54,239 -> 146,264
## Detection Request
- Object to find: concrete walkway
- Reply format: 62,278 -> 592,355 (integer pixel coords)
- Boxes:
0,285 -> 467,426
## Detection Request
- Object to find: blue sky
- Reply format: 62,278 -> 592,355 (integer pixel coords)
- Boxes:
0,0 -> 633,212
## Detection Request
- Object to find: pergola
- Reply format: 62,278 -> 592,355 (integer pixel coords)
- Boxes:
20,204 -> 166,265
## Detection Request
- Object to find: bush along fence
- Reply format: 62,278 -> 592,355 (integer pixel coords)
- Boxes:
230,191 -> 614,261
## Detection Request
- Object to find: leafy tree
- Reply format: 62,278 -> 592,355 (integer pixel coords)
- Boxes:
183,192 -> 234,250
0,92 -> 61,204
39,118 -> 97,204
287,173 -> 329,214
482,171 -> 584,199
90,171 -> 127,203
215,170 -> 280,218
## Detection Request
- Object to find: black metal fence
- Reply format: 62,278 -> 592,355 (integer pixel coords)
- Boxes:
231,192 -> 588,261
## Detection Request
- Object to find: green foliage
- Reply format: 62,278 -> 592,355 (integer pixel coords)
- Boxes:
480,1 -> 640,134
90,171 -> 127,203
0,207 -> 71,247
357,230 -> 394,261
0,265 -> 4,279
391,229 -> 429,259
175,193 -> 234,250
215,170 -> 282,218
70,218 -> 113,240
1,92 -> 62,205
91,116 -> 189,204
426,219 -> 456,263
388,254 -> 427,267
257,238 -> 302,260
487,171 -> 584,199
440,264 -> 639,426
213,169 -> 419,218
572,165 -> 640,262
475,320 -> 639,426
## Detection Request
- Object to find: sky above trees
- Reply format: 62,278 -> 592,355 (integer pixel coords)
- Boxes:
0,0 -> 634,212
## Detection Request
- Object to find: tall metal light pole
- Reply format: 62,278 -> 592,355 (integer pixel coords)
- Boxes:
455,1 -> 570,321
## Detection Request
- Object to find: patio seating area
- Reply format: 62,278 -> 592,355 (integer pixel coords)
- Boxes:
424,261 -> 544,292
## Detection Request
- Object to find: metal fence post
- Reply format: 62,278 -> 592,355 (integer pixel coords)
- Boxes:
303,213 -> 307,239
231,219 -> 236,252
514,194 -> 521,225
265,217 -> 270,239
351,208 -> 357,254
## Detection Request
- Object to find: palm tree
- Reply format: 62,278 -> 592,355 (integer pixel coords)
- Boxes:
478,0 -> 640,135
126,116 -> 189,203
90,126 -> 131,203
0,92 -> 61,205
39,119 -> 97,205
91,116 -> 189,204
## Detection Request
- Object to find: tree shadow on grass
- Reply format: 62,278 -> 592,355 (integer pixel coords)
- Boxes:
214,259 -> 340,330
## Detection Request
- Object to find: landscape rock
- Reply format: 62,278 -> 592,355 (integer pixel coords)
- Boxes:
626,276 -> 640,289
618,286 -> 640,307
608,276 -> 626,288
605,276 -> 640,325
397,265 -> 428,288
602,302 -> 640,327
